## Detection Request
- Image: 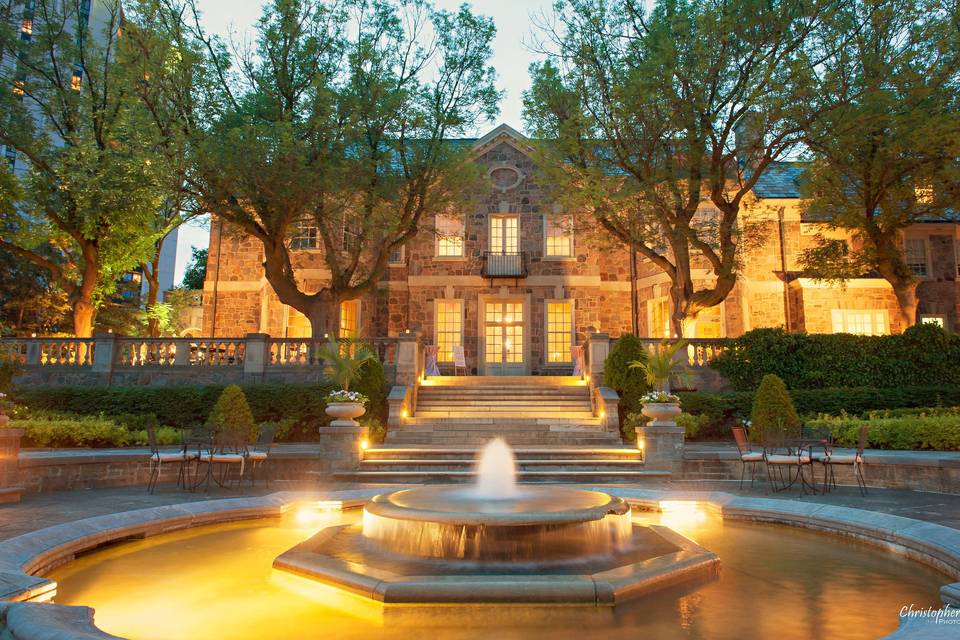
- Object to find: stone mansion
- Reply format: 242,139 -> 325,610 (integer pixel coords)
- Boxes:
201,124 -> 960,375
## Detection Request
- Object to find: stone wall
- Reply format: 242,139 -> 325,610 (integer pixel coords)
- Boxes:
0,429 -> 23,503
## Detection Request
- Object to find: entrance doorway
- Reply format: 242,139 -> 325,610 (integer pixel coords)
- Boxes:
483,300 -> 525,375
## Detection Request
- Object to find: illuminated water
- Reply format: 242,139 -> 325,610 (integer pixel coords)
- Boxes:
471,437 -> 516,498
49,507 -> 947,640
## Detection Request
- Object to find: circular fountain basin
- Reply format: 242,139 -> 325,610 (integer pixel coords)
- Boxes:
363,486 -> 632,561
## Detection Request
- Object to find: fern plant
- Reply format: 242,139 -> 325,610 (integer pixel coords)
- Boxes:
317,336 -> 378,392
628,340 -> 691,394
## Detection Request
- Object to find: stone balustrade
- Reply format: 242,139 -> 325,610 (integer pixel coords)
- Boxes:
0,333 -> 408,387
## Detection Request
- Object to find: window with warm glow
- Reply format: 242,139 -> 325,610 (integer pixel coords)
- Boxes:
921,315 -> 945,328
435,300 -> 463,362
688,306 -> 723,339
905,238 -> 928,277
285,308 -> 311,338
546,301 -> 573,363
340,300 -> 360,336
545,215 -> 573,257
490,215 -> 519,253
70,72 -> 82,92
21,19 -> 32,35
648,297 -> 671,338
12,80 -> 24,97
915,183 -> 934,204
831,310 -> 888,335
436,215 -> 464,257
290,219 -> 318,249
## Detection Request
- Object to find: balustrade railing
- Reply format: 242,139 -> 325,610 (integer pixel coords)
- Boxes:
638,338 -> 731,368
267,336 -> 401,367
116,339 -> 178,367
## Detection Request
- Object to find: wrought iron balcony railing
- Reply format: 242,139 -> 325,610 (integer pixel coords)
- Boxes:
482,251 -> 527,278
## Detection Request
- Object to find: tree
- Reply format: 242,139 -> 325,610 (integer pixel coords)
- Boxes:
798,0 -> 960,328
144,0 -> 500,337
181,247 -> 208,290
524,0 -> 829,336
750,373 -> 800,442
0,245 -> 70,335
0,0 -> 174,336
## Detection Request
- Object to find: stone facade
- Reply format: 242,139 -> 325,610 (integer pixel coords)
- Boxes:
202,124 -> 960,374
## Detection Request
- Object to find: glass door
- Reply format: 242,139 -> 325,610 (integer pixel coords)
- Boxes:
484,301 -> 525,375
490,215 -> 519,254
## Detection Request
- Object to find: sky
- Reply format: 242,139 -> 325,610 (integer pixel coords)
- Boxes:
174,0 -> 555,278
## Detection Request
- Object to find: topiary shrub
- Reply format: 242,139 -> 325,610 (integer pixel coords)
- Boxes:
206,384 -> 256,441
750,374 -> 800,442
604,334 -> 651,428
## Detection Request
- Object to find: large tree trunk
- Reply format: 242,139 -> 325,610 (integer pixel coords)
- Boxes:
307,294 -> 341,339
874,233 -> 919,330
142,249 -> 162,338
72,244 -> 100,338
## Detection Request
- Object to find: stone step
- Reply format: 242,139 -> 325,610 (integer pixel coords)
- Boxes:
333,469 -> 668,483
364,446 -> 642,460
422,376 -> 584,387
416,399 -> 591,406
413,411 -> 596,419
360,458 -> 645,471
399,417 -> 605,426
418,389 -> 589,397
385,436 -> 623,446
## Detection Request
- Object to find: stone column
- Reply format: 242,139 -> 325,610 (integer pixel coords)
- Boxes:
641,406 -> 685,474
318,424 -> 369,473
173,338 -> 192,366
91,333 -> 117,384
243,333 -> 269,382
395,331 -> 421,387
0,428 -> 24,504
585,331 -> 610,385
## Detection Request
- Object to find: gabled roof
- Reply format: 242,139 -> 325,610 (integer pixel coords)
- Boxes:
750,162 -> 806,199
470,123 -> 534,157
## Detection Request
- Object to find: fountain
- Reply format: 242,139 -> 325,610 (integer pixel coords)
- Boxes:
274,438 -> 719,605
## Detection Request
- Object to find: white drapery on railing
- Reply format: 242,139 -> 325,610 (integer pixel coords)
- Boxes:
424,345 -> 440,376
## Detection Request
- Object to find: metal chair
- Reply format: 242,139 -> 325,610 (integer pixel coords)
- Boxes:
146,424 -> 197,494
247,424 -> 277,488
198,425 -> 249,492
816,424 -> 869,496
762,425 -> 815,494
731,425 -> 763,490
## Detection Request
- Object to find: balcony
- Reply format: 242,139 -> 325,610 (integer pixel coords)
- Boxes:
482,251 -> 527,279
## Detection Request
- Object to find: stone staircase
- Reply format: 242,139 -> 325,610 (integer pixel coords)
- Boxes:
334,445 -> 668,483
334,376 -> 668,483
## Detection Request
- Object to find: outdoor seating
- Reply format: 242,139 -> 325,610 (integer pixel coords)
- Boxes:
197,425 -> 249,492
247,424 -> 277,488
145,424 -> 197,494
813,424 -> 869,496
762,427 -> 817,494
731,425 -> 763,489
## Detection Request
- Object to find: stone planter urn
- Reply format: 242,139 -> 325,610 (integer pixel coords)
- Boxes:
325,402 -> 366,428
641,402 -> 682,426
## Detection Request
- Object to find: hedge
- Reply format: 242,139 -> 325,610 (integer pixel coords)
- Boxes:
805,414 -> 960,451
678,385 -> 960,439
7,415 -> 181,448
710,324 -> 960,390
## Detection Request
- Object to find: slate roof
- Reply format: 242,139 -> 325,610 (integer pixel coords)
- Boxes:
750,161 -> 806,199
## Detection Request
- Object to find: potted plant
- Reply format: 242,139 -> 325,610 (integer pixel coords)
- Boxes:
630,340 -> 690,424
318,336 -> 377,428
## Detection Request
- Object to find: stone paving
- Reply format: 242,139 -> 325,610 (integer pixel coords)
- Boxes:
2,476 -> 960,543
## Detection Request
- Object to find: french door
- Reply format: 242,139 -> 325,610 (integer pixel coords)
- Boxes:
484,300 -> 525,375
490,215 -> 519,253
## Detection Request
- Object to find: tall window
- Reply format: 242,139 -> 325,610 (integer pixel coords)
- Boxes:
70,71 -> 82,92
388,244 -> 405,264
286,308 -> 311,338
290,219 -> 318,249
545,215 -> 573,258
340,300 -> 360,336
435,300 -> 463,362
831,310 -> 888,335
546,301 -> 573,363
648,298 -> 671,338
436,215 -> 464,257
905,238 -> 928,277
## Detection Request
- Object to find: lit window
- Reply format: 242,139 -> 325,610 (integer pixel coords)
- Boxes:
648,297 -> 671,338
290,219 -> 318,249
70,72 -> 82,92
12,80 -> 24,97
436,215 -> 464,257
920,315 -> 945,328
686,306 -> 723,339
545,215 -> 573,257
436,300 -> 463,362
546,301 -> 573,363
340,300 -> 359,336
388,244 -> 404,265
831,310 -> 888,335
286,308 -> 310,338
915,183 -> 934,204
905,238 -> 928,277
21,19 -> 32,35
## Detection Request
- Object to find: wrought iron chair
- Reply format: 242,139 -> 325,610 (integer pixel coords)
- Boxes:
247,424 -> 277,488
198,424 -> 249,492
815,424 -> 869,496
731,425 -> 763,490
145,424 -> 197,494
762,423 -> 815,494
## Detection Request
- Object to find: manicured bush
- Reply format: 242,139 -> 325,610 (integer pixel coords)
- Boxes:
206,385 -> 256,440
806,413 -> 960,451
710,324 -> 960,391
6,415 -> 180,448
604,334 -> 651,426
621,412 -> 646,444
676,412 -> 709,439
750,374 -> 800,442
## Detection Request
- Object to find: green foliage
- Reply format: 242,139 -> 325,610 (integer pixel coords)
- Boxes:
711,325 -> 960,391
604,334 -> 652,420
362,416 -> 387,445
629,340 -> 690,392
621,412 -> 647,444
806,414 -> 960,451
676,413 -> 709,440
206,385 -> 256,441
750,374 -> 801,441
6,414 -> 176,448
318,338 -> 378,392
180,247 -> 208,290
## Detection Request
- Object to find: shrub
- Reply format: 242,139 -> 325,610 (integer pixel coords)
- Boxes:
806,414 -> 960,451
750,374 -> 800,442
9,415 -> 133,448
206,385 -> 256,440
710,324 -> 960,391
604,334 -> 651,421
362,415 -> 386,444
676,413 -> 709,439
621,412 -> 647,443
